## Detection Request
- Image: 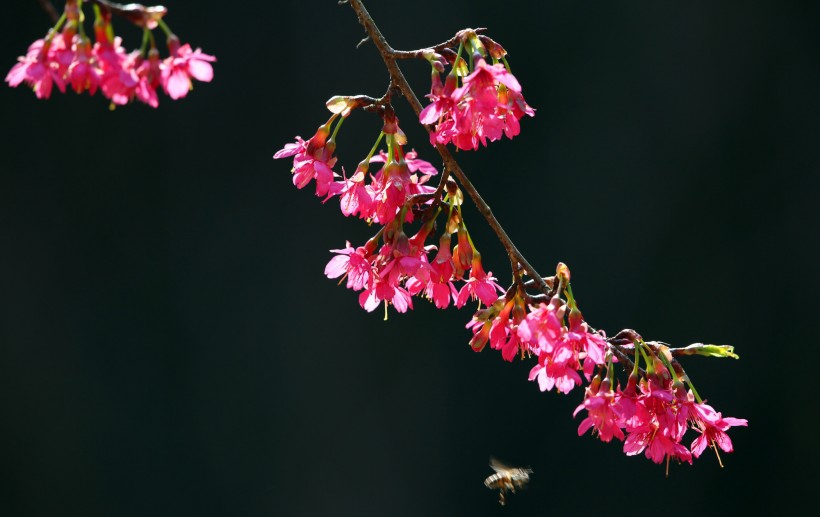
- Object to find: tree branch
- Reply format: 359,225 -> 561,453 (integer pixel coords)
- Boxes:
36,0 -> 60,23
89,0 -> 167,28
344,0 -> 549,295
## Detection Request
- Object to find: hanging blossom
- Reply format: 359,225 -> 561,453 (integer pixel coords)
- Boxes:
293,117 -> 503,315
6,36 -> 66,99
321,182 -> 502,316
570,348 -> 747,467
324,221 -> 433,314
274,117 -> 340,197
5,1 -> 214,107
276,116 -> 439,224
514,296 -> 607,394
419,32 -> 534,150
344,149 -> 438,225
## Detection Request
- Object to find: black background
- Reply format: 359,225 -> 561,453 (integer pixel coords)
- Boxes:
1,1 -> 818,516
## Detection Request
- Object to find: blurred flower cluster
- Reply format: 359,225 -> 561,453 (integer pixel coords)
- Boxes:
6,0 -> 214,107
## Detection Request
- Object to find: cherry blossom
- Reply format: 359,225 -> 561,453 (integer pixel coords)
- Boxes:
574,380 -> 627,442
274,124 -> 339,197
5,38 -> 65,99
160,37 -> 216,100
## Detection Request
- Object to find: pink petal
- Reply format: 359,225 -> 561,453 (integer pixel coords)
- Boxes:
165,69 -> 190,99
5,62 -> 28,87
273,141 -> 303,159
188,59 -> 213,82
577,417 -> 594,437
324,256 -> 350,279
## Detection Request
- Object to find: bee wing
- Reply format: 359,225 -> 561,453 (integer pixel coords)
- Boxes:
489,456 -> 512,473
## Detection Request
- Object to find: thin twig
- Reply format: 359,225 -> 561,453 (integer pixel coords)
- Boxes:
391,28 -> 487,60
89,0 -> 167,28
35,0 -> 168,28
36,0 -> 60,23
345,0 -> 549,296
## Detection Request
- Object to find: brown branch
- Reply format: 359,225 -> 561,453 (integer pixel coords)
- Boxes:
344,0 -> 549,296
391,28 -> 487,60
34,0 -> 168,28
89,0 -> 167,29
343,1 -> 673,383
36,0 -> 60,23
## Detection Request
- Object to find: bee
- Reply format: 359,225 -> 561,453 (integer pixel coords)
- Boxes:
483,457 -> 533,506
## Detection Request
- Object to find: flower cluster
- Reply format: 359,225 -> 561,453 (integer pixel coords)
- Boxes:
276,108 -> 505,315
419,31 -> 535,150
5,1 -> 214,107
467,272 -> 748,468
275,22 -> 745,472
574,349 -> 748,467
465,267 -> 604,376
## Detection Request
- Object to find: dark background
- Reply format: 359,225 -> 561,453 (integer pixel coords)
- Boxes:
1,1 -> 818,516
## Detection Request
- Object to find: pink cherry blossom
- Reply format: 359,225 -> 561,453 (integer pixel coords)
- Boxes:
274,126 -> 338,197
455,258 -> 503,308
135,49 -> 162,108
517,298 -> 566,355
366,150 -> 437,225
333,166 -> 375,219
94,37 -> 139,105
325,241 -> 375,292
5,38 -> 66,99
574,381 -> 627,442
485,299 -> 520,361
565,310 -> 607,381
619,374 -> 695,465
528,346 -> 583,394
413,236 -> 458,309
466,301 -> 505,352
324,224 -> 438,315
690,402 -> 747,458
67,37 -> 102,95
160,38 -> 216,100
517,297 -> 590,394
419,72 -> 459,146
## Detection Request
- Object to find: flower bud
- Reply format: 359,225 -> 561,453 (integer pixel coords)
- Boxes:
469,321 -> 492,351
422,49 -> 446,73
587,374 -> 602,395
392,230 -> 411,257
454,226 -> 473,273
568,306 -> 583,329
382,109 -> 399,135
165,34 -> 181,55
479,35 -> 507,59
435,234 -> 453,264
439,48 -> 458,64
326,95 -> 359,117
556,262 -> 571,285
624,372 -> 638,397
600,377 -> 612,393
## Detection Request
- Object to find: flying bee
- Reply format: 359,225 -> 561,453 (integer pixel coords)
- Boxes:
483,457 -> 533,506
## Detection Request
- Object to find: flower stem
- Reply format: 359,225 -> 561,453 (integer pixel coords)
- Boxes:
329,115 -> 346,142
157,18 -> 173,37
364,132 -> 385,163
140,27 -> 151,55
45,12 -> 67,41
